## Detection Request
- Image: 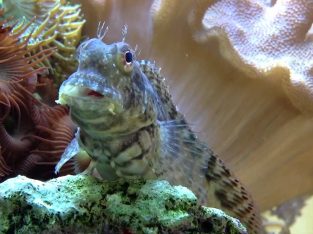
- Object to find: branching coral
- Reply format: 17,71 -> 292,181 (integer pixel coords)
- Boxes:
1,0 -> 86,86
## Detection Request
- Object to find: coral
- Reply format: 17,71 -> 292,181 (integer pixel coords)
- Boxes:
0,175 -> 247,233
1,0 -> 86,86
194,0 -> 313,114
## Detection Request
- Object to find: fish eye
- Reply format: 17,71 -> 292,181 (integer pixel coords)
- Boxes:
116,45 -> 135,73
125,51 -> 133,64
121,50 -> 133,73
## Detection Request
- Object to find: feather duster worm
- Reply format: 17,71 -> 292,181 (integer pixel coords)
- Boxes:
0,21 -> 37,178
1,0 -> 86,88
0,0 -> 85,181
0,147 -> 11,176
0,104 -> 76,181
0,13 -> 70,181
17,104 -> 76,180
0,24 -> 37,118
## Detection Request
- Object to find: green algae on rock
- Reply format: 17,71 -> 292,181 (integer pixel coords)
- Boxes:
0,175 -> 247,233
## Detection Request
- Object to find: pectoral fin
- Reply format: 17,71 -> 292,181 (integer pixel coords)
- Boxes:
55,128 -> 81,174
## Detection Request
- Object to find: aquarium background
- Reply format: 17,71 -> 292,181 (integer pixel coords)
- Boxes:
0,0 -> 313,233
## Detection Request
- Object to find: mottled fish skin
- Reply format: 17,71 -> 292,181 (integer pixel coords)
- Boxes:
56,37 -> 263,233
57,38 -> 163,180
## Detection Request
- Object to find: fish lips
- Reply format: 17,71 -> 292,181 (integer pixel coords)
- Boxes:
56,82 -> 123,115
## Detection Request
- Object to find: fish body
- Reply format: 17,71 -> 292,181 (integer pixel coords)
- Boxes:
56,37 -> 262,233
56,38 -> 164,180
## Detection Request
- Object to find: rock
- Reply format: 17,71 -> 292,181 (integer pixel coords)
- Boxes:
0,175 -> 247,233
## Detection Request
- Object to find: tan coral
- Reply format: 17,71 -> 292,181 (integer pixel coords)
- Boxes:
195,0 -> 313,113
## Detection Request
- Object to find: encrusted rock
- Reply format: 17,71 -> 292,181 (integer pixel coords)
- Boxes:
0,175 -> 247,233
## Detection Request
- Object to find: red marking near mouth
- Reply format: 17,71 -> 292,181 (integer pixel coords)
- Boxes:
87,90 -> 103,97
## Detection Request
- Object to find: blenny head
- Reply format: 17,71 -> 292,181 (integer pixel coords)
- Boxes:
57,38 -> 160,137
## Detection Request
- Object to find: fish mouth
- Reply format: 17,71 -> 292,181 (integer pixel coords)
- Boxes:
86,89 -> 104,98
56,85 -> 104,105
56,84 -> 123,115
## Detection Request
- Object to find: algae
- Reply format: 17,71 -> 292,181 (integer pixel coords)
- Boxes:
0,175 -> 247,233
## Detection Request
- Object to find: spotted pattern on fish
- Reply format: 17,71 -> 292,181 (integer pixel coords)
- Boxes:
55,37 -> 263,233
